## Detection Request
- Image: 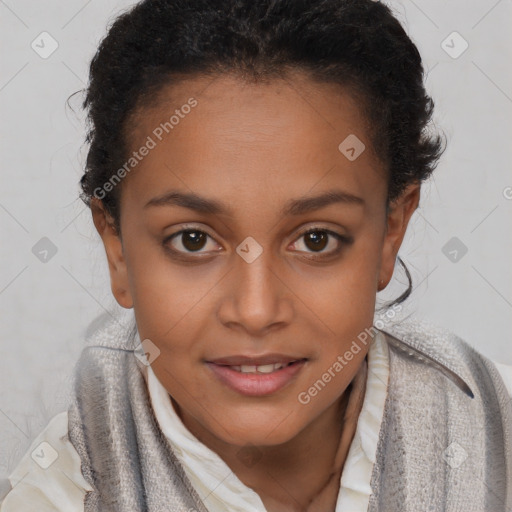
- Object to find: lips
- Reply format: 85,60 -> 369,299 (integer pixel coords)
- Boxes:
205,354 -> 308,396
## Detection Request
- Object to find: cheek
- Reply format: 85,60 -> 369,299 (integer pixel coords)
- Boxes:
123,233 -> 217,338
296,238 -> 381,337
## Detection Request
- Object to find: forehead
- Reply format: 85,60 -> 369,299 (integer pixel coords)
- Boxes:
128,70 -> 374,155
120,71 -> 386,219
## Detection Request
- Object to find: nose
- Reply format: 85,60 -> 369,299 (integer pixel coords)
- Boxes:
217,247 -> 294,337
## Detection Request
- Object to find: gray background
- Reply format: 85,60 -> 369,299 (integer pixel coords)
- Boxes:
1,0 -> 511,478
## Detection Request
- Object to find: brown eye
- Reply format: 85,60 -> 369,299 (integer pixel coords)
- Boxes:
181,230 -> 207,251
303,231 -> 329,252
165,229 -> 218,254
291,228 -> 352,258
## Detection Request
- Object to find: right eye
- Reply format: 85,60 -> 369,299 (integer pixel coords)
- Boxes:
163,228 -> 221,255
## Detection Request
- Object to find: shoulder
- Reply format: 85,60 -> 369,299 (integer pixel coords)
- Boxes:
0,411 -> 92,512
380,318 -> 512,403
493,361 -> 512,398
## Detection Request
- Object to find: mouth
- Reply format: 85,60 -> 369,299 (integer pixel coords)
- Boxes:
217,359 -> 306,374
205,356 -> 308,396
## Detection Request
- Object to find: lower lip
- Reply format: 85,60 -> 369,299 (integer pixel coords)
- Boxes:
205,360 -> 307,396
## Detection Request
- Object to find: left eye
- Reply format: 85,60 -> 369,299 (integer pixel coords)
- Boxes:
290,228 -> 347,255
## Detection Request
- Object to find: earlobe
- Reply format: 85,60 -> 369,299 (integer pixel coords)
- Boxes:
90,198 -> 134,309
378,182 -> 421,290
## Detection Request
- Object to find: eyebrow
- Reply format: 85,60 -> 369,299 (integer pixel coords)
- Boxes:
143,189 -> 365,216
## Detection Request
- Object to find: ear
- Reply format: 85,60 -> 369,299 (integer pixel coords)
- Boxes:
90,198 -> 134,309
378,182 -> 420,291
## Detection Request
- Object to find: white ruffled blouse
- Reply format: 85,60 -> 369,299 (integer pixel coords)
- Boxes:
143,330 -> 390,512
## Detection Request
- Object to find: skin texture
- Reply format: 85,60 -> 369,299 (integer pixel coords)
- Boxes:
91,71 -> 420,511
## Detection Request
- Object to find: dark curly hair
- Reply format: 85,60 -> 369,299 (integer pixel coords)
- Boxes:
78,0 -> 446,307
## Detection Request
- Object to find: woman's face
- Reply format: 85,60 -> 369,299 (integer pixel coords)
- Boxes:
93,71 -> 419,447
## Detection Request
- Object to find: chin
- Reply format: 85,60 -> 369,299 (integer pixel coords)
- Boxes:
212,411 -> 304,448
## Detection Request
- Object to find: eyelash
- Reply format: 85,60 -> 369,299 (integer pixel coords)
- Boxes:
163,225 -> 353,261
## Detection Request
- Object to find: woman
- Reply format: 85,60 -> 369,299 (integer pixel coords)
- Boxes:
2,0 -> 511,510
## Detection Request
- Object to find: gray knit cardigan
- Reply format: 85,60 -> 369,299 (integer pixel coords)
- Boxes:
62,313 -> 512,511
